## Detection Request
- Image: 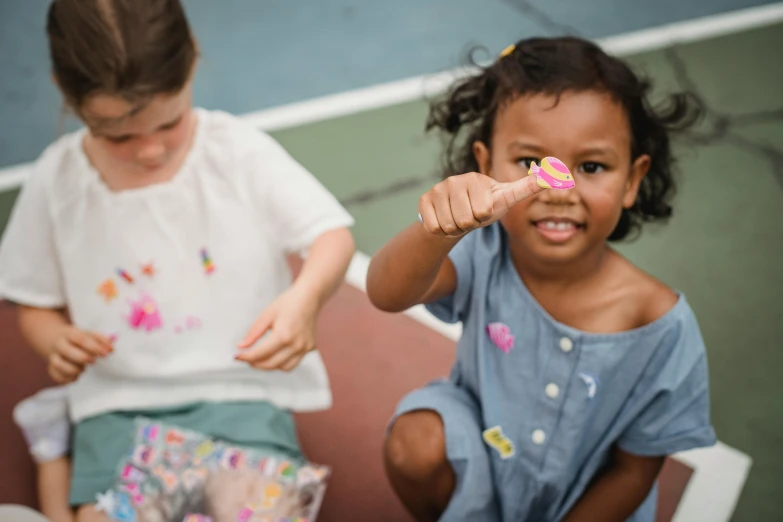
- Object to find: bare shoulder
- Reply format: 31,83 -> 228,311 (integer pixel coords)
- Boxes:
609,252 -> 679,328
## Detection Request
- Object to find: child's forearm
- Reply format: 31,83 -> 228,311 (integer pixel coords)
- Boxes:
292,227 -> 355,308
18,305 -> 70,359
562,451 -> 664,522
367,222 -> 460,312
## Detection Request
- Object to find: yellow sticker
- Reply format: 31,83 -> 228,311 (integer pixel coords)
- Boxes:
482,425 -> 516,459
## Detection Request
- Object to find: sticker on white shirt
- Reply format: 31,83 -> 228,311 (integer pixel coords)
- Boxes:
141,262 -> 156,278
200,248 -> 216,275
97,279 -> 118,302
482,425 -> 516,459
126,292 -> 163,332
175,315 -> 203,334
116,268 -> 135,284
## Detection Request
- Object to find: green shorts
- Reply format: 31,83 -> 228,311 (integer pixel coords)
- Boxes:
69,401 -> 302,506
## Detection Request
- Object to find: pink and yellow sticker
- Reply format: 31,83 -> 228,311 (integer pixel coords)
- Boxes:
528,157 -> 575,190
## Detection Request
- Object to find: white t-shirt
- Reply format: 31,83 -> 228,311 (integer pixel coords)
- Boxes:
0,109 -> 354,422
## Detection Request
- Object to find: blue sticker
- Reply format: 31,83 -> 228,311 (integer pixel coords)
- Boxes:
112,492 -> 137,522
578,373 -> 598,399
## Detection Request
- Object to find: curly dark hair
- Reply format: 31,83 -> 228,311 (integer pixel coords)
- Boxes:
426,36 -> 702,241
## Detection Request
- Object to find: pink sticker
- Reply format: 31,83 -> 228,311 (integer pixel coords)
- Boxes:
175,316 -> 202,334
121,483 -> 145,506
486,322 -> 514,353
126,293 -> 163,332
236,507 -> 254,522
140,423 -> 160,443
185,316 -> 202,329
528,157 -> 575,190
121,464 -> 146,483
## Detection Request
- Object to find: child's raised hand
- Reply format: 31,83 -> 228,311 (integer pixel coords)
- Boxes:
235,286 -> 319,372
418,172 -> 546,237
48,326 -> 113,384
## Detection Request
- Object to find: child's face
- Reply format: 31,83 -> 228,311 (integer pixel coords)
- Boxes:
80,81 -> 194,173
474,90 -> 650,264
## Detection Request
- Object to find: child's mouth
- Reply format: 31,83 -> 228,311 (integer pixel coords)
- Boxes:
532,219 -> 584,243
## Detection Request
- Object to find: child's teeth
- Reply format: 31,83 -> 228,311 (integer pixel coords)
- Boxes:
542,221 -> 573,230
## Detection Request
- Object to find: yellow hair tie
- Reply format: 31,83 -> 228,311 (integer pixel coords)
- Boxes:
498,44 -> 516,59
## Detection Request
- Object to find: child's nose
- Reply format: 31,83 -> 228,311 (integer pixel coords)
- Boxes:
137,142 -> 165,163
537,185 -> 579,204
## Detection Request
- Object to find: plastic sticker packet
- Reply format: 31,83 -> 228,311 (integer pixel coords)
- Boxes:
98,418 -> 329,522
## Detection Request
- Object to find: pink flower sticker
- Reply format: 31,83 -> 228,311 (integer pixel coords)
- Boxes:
486,322 -> 514,353
126,293 -> 163,332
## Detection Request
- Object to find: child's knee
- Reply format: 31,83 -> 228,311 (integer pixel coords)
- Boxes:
385,410 -> 449,480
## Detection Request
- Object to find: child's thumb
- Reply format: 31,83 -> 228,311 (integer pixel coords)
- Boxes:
492,175 -> 546,211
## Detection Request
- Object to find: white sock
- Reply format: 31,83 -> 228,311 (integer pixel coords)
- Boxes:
13,387 -> 71,463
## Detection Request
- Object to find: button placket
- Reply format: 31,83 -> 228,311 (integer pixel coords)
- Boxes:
530,334 -> 577,460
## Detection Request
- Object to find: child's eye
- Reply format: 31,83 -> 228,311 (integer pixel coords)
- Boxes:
517,158 -> 541,169
579,162 -> 606,174
104,135 -> 132,144
160,117 -> 183,131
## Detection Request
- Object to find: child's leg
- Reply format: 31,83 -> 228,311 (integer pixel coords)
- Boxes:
37,458 -> 74,522
385,410 -> 456,522
13,387 -> 74,522
385,381 -> 500,522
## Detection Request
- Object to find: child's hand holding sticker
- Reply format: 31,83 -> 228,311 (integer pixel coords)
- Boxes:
418,157 -> 574,238
235,285 -> 319,372
417,170 -> 547,238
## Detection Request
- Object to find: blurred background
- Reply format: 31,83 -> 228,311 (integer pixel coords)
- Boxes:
0,1 -> 781,521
